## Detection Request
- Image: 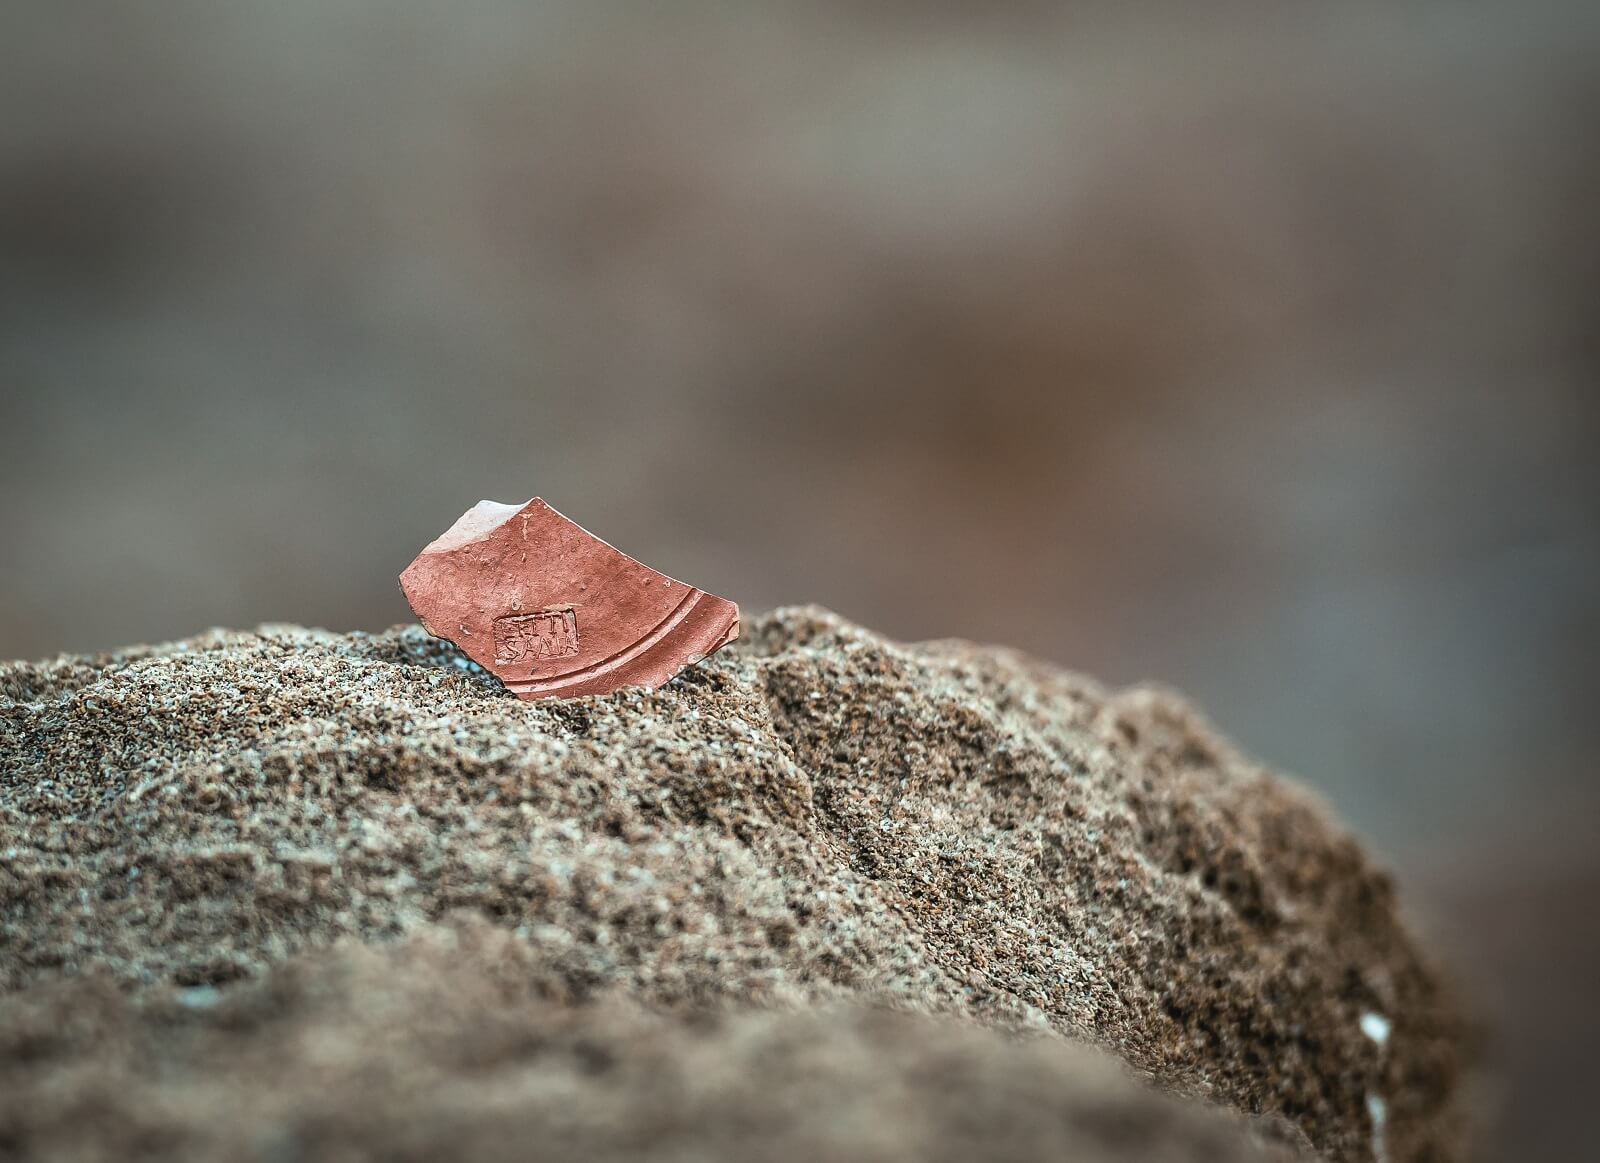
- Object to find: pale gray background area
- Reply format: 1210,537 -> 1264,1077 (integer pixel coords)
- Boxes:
3,3 -> 1596,1156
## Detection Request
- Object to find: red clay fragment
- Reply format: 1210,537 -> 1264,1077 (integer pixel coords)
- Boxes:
400,498 -> 740,701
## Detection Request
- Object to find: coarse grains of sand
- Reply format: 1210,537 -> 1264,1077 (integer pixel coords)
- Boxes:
0,607 -> 1466,1162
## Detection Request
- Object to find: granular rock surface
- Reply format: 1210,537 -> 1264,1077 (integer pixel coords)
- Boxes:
0,607 -> 1465,1161
0,924 -> 1303,1163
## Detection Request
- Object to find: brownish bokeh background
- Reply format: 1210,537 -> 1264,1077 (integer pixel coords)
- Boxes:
3,2 -> 1596,1158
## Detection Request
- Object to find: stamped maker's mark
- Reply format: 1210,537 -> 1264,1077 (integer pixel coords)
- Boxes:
494,608 -> 579,666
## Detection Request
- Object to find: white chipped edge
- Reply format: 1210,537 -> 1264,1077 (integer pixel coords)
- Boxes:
422,499 -> 527,554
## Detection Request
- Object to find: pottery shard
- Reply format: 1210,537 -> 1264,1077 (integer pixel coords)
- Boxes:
400,498 -> 740,700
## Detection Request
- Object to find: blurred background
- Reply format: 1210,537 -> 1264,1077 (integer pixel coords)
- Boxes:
2,1 -> 1595,1157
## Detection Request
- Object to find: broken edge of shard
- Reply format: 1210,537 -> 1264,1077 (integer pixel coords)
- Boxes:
399,498 -> 740,701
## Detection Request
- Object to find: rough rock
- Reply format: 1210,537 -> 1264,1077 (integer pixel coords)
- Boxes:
0,924 -> 1306,1163
0,607 -> 1465,1161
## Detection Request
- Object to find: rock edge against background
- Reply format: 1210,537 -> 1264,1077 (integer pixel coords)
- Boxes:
0,608 -> 1466,1161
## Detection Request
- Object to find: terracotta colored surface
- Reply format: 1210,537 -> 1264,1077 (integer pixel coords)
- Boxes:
400,498 -> 739,699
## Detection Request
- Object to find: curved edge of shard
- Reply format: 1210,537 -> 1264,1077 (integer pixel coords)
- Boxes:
399,497 -> 739,701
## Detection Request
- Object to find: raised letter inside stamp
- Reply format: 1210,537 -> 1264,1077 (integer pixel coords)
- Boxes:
494,608 -> 580,666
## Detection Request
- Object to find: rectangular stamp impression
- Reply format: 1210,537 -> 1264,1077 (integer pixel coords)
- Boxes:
494,608 -> 579,665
